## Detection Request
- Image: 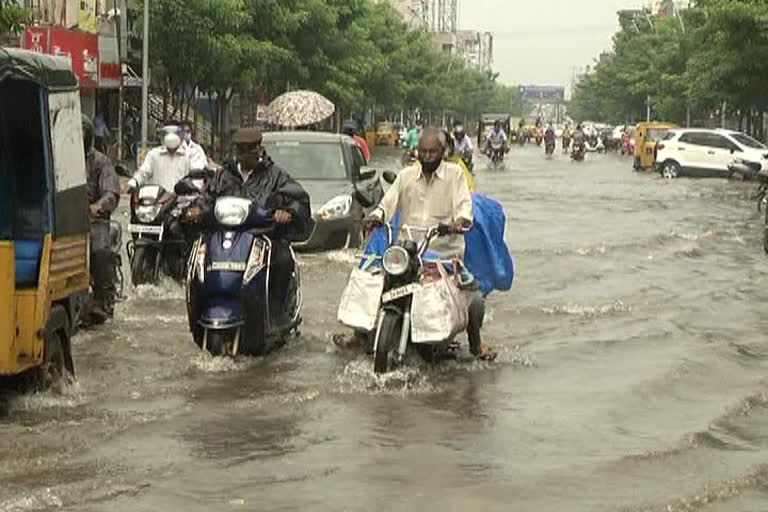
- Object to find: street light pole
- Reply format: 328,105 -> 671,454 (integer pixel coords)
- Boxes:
140,0 -> 149,143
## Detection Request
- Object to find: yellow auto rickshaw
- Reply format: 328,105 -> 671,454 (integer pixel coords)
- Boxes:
375,121 -> 397,147
0,48 -> 90,388
633,122 -> 679,170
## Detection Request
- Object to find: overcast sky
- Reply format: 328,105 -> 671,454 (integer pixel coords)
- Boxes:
459,0 -> 644,89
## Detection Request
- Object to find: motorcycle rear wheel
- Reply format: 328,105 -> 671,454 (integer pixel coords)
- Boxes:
374,312 -> 403,374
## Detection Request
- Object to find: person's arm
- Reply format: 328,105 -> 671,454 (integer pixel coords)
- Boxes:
271,167 -> 311,231
451,165 -> 473,228
96,155 -> 120,215
130,150 -> 154,188
189,145 -> 209,171
371,172 -> 402,223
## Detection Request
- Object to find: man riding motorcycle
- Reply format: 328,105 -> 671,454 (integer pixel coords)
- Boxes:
562,123 -> 573,151
443,129 -> 476,192
483,120 -> 508,156
123,125 -> 191,194
364,128 -> 494,360
186,128 -> 310,323
82,115 -> 121,325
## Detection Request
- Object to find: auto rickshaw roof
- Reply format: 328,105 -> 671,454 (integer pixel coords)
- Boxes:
0,47 -> 78,90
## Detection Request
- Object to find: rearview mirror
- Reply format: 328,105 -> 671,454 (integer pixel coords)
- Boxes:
382,170 -> 397,184
359,166 -> 376,180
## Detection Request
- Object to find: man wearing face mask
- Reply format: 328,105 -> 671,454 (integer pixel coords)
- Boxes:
122,125 -> 191,194
82,115 -> 121,324
186,128 -> 310,323
180,121 -> 209,171
361,128 -> 495,360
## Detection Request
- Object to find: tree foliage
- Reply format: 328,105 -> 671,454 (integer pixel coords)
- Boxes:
139,0 -> 522,150
570,0 -> 768,134
0,0 -> 31,36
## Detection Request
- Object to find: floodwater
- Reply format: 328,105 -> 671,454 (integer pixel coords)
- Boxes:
2,144 -> 768,512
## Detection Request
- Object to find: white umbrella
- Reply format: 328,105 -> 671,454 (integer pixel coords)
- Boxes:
266,90 -> 335,127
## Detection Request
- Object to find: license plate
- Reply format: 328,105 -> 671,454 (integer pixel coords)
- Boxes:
128,224 -> 162,235
382,283 -> 418,303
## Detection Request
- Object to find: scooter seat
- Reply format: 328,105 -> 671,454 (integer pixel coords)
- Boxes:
14,239 -> 43,287
200,297 -> 244,328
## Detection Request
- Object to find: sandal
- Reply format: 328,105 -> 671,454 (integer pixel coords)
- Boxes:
471,343 -> 497,362
332,333 -> 360,350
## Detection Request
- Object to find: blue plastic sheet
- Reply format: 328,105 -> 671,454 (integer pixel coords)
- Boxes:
360,193 -> 515,294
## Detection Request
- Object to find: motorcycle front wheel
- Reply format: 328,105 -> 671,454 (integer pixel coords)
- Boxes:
374,311 -> 403,374
130,246 -> 158,286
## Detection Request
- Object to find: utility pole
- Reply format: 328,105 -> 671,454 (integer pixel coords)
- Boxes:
646,94 -> 651,122
721,101 -> 727,129
140,0 -> 149,143
114,0 -> 123,161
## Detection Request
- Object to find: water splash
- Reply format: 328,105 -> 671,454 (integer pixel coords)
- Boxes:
539,300 -> 631,318
0,488 -> 63,512
188,352 -> 262,374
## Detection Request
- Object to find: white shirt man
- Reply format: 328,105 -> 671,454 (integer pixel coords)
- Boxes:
372,160 -> 473,259
129,142 -> 191,192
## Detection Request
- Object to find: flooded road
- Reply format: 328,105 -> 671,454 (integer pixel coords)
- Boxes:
3,145 -> 768,512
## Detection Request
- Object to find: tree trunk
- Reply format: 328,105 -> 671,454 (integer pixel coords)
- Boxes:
208,91 -> 216,155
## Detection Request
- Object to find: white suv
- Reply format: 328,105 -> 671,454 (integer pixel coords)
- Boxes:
655,128 -> 768,179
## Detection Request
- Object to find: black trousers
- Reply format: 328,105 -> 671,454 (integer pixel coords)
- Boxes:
466,291 -> 486,352
268,238 -> 294,319
90,220 -> 117,313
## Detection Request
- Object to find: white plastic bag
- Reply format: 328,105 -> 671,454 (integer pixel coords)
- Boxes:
411,264 -> 469,343
337,266 -> 385,332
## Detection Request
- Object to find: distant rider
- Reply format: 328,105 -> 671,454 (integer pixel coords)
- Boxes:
444,128 -> 476,191
544,122 -> 556,151
181,121 -> 209,171
342,119 -> 371,163
483,120 -> 508,155
453,124 -> 474,171
82,115 -> 121,325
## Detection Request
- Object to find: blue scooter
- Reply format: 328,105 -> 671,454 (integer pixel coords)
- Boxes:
186,197 -> 302,356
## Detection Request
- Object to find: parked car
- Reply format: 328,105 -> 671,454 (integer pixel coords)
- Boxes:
262,132 -> 395,251
655,128 -> 768,179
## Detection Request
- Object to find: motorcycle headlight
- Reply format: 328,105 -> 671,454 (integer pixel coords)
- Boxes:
316,195 -> 353,221
214,197 -> 252,226
382,246 -> 409,276
136,204 -> 160,223
243,239 -> 265,285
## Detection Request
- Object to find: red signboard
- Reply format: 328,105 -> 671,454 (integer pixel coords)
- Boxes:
24,27 -> 99,87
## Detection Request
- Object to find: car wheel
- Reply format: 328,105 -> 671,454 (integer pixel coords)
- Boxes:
662,161 -> 680,180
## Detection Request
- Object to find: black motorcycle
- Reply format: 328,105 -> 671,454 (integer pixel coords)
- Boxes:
571,140 -> 586,162
372,223 -> 471,374
127,169 -> 212,285
544,137 -> 556,159
487,140 -> 505,169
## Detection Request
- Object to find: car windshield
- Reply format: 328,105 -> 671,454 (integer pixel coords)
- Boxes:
646,128 -> 669,142
264,141 -> 347,180
732,133 -> 767,149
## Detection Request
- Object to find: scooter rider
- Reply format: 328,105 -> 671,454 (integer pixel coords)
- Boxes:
453,123 -> 474,170
483,120 -> 508,156
365,128 -> 495,360
122,125 -> 191,194
82,115 -> 121,325
186,128 -> 310,323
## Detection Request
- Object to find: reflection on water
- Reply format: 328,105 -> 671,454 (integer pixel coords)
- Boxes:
2,147 -> 768,511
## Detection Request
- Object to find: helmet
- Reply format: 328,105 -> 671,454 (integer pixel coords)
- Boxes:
454,124 -> 466,139
342,119 -> 357,136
